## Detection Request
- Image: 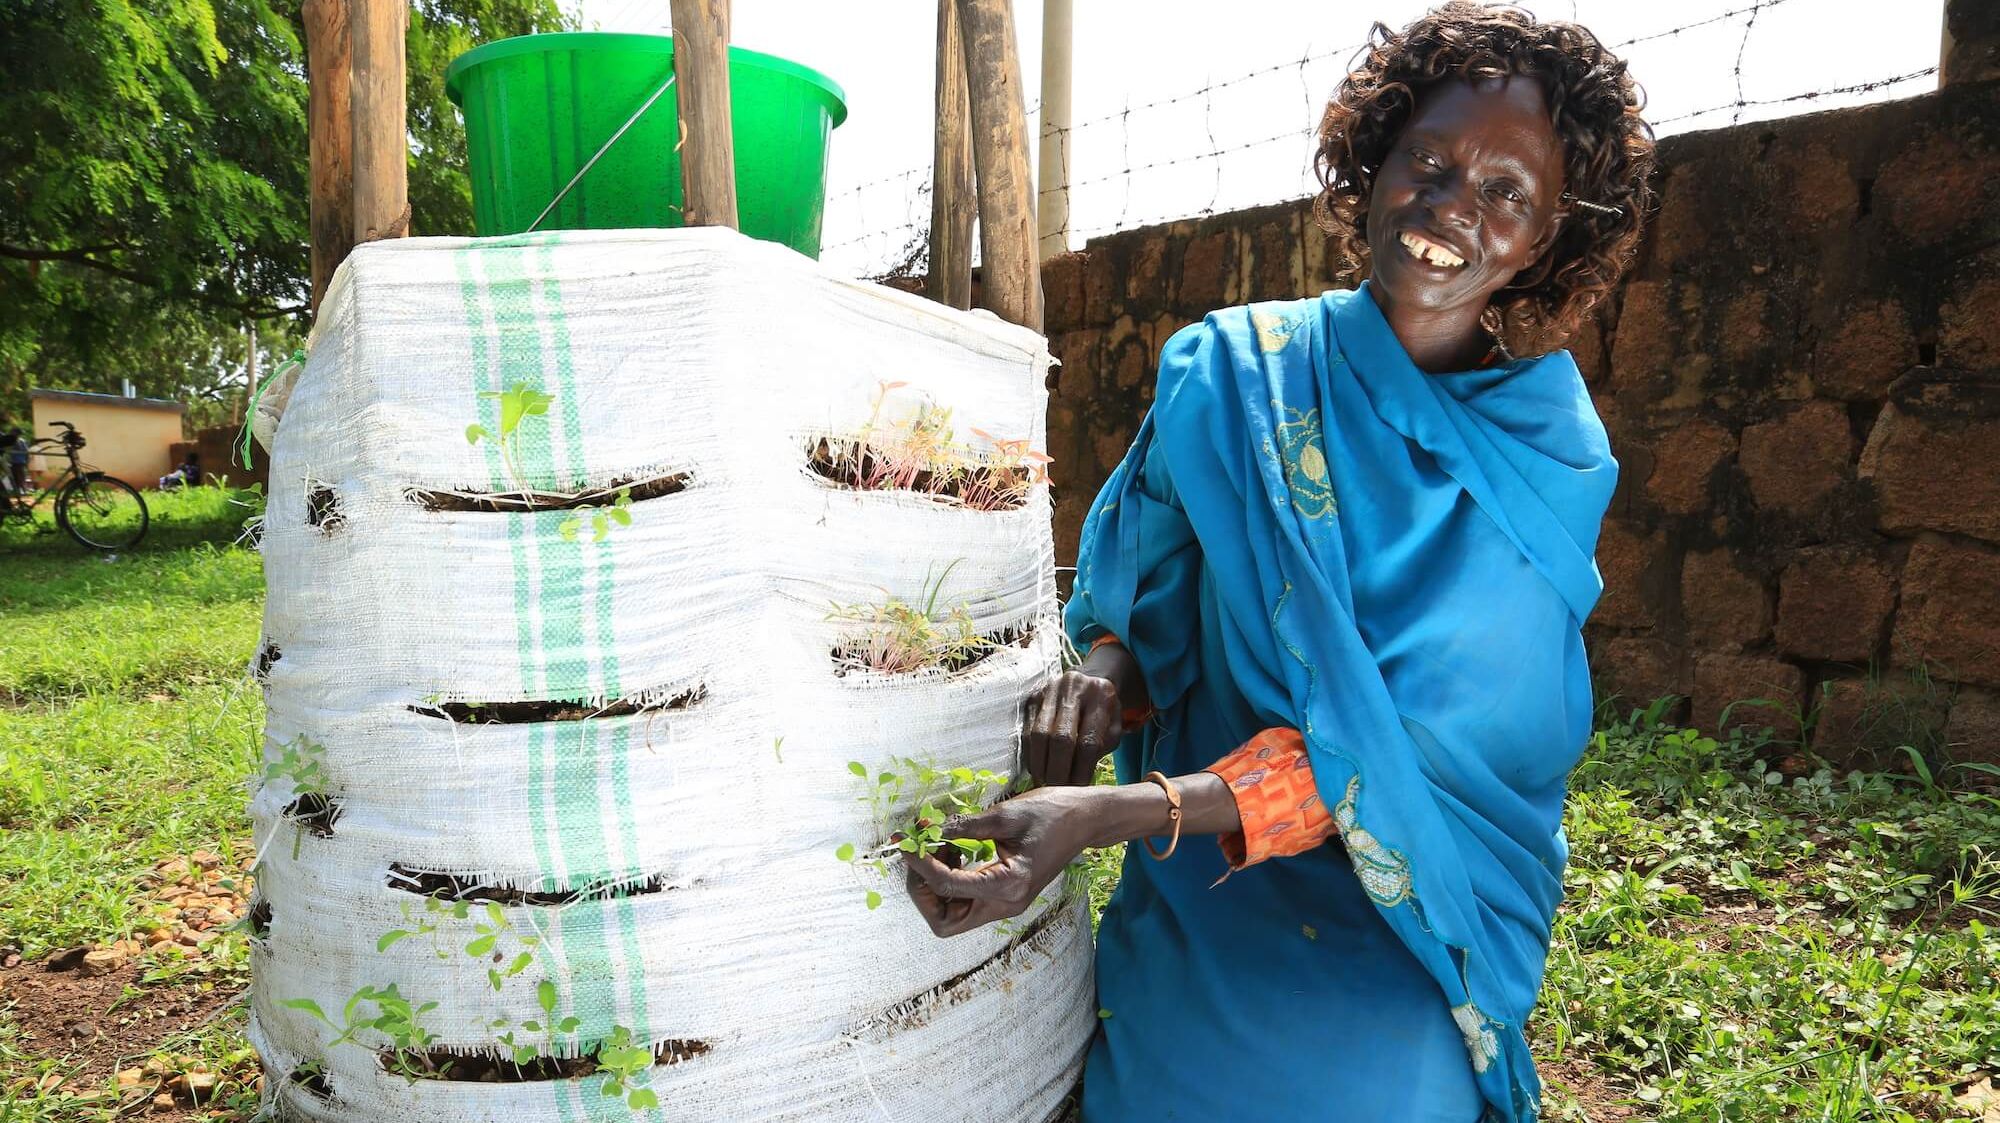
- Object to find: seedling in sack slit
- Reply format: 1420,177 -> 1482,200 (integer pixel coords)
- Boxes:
836,758 -> 1011,909
262,735 -> 336,859
829,561 -> 1026,676
465,382 -> 552,495
558,487 -> 634,543
806,380 -> 1054,512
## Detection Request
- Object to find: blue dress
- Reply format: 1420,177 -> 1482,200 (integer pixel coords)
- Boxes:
1065,284 -> 1617,1122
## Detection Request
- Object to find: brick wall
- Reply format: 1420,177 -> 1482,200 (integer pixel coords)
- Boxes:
1038,77 -> 2000,763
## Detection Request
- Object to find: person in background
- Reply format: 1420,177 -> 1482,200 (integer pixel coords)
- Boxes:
159,450 -> 203,491
906,4 -> 1655,1120
3,427 -> 28,496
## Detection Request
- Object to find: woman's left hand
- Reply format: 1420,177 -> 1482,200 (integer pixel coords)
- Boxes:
905,786 -> 1099,937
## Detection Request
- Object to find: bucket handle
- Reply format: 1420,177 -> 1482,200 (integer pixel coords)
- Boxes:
527,72 -> 680,233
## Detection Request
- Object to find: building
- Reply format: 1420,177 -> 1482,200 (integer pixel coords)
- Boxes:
26,389 -> 187,490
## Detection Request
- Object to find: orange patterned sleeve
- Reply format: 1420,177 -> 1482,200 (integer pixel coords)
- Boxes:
1205,727 -> 1336,871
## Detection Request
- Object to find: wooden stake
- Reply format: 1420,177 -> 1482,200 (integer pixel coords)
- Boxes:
955,0 -> 1041,331
927,0 -> 975,309
670,0 -> 739,230
350,0 -> 408,244
303,0 -> 354,313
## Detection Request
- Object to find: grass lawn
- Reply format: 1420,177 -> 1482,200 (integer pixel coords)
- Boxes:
0,485 -> 1994,1121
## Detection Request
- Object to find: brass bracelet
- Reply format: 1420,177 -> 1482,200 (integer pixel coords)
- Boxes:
1141,771 -> 1184,860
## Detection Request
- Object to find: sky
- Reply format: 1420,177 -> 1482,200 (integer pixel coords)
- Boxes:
571,0 -> 1945,275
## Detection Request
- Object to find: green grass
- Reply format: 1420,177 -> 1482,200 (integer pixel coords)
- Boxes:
0,487 -> 265,959
0,494 -> 1993,1121
1535,705 -> 2000,1120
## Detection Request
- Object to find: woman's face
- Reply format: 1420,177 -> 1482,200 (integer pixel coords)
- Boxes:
1364,75 -> 1568,316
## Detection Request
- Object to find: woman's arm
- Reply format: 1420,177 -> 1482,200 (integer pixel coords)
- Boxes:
905,771 -> 1239,937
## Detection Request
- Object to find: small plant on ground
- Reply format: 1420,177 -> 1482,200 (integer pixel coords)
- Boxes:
836,758 -> 1011,909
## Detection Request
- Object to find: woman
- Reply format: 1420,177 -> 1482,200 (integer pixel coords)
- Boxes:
908,5 -> 1654,1120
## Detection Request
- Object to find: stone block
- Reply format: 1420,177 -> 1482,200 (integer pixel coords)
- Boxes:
1646,418 -> 1736,516
1125,234 -> 1169,312
1084,245 -> 1120,324
1811,675 -> 1950,769
1041,252 -> 1087,334
1177,229 -> 1235,312
1940,273 -> 2000,372
1944,687 -> 2000,771
1682,549 -> 1772,650
1249,216 -> 1301,302
1591,636 -> 1689,714
1776,549 -> 1896,663
1593,518 -> 1670,631
1046,328 -> 1102,398
1739,401 -> 1854,513
1859,406 -> 2000,543
1814,297 -> 1917,401
1565,310 -> 1609,386
1692,652 -> 1805,741
1608,280 -> 1674,392
1720,289 -> 1771,366
1892,538 -> 2000,688
1874,126 -> 1997,245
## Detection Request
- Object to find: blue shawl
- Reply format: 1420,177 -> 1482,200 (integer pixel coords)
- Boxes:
1066,282 -> 1616,1120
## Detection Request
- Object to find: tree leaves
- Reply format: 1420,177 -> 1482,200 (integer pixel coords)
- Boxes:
0,0 -> 571,417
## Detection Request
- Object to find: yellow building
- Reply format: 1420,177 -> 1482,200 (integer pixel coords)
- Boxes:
26,389 -> 187,490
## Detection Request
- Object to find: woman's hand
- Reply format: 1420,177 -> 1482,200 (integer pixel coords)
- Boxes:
905,786 -> 1102,937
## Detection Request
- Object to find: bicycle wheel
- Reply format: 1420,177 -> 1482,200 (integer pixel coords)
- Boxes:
57,474 -> 149,550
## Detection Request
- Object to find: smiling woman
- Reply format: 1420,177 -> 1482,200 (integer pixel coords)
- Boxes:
902,4 -> 1656,1121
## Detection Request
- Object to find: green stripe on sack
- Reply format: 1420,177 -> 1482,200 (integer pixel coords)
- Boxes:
462,236 -> 660,1117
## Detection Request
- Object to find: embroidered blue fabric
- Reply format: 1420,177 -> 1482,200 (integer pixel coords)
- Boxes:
1066,282 -> 1618,1122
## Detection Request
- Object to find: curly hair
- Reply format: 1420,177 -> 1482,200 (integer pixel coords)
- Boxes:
1313,2 -> 1656,348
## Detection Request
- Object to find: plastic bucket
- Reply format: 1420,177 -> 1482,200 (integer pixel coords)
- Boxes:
445,33 -> 846,256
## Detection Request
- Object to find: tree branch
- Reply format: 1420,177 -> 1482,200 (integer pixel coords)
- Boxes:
1,242 -> 305,320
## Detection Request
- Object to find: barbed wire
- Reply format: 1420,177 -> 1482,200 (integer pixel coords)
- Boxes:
821,0 -> 1940,275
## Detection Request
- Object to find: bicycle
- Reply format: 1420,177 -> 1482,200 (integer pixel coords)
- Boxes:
1,420 -> 150,551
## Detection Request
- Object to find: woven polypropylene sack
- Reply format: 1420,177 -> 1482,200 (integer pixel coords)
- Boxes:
249,228 -> 1090,1123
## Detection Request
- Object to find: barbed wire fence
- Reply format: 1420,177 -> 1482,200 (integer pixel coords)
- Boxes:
820,0 -> 1940,280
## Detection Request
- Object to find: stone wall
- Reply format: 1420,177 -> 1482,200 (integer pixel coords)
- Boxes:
1038,77 -> 2000,764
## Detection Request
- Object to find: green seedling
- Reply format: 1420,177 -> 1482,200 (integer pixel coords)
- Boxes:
465,382 -> 553,494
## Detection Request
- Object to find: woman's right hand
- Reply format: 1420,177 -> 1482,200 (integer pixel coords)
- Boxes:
1022,667 -> 1124,787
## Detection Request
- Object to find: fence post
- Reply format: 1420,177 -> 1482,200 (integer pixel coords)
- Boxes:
303,0 -> 354,313
1036,0 -> 1072,260
1941,0 -> 2000,86
349,0 -> 408,243
927,0 -> 976,309
956,0 -> 1043,332
671,0 -> 739,230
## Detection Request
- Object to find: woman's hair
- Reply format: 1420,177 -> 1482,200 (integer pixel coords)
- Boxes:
1313,2 -> 1656,347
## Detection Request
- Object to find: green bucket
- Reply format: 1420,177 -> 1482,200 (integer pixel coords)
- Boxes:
444,32 -> 847,256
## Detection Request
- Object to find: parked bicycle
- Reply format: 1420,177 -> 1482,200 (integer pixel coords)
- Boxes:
0,421 -> 150,550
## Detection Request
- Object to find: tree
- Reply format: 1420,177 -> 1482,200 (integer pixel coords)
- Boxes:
0,0 -> 570,425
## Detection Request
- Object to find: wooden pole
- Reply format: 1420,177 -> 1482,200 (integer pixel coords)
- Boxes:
350,0 -> 408,245
1036,0 -> 1073,259
927,0 -> 975,309
303,0 -> 354,313
955,0 -> 1042,331
670,0 -> 739,230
